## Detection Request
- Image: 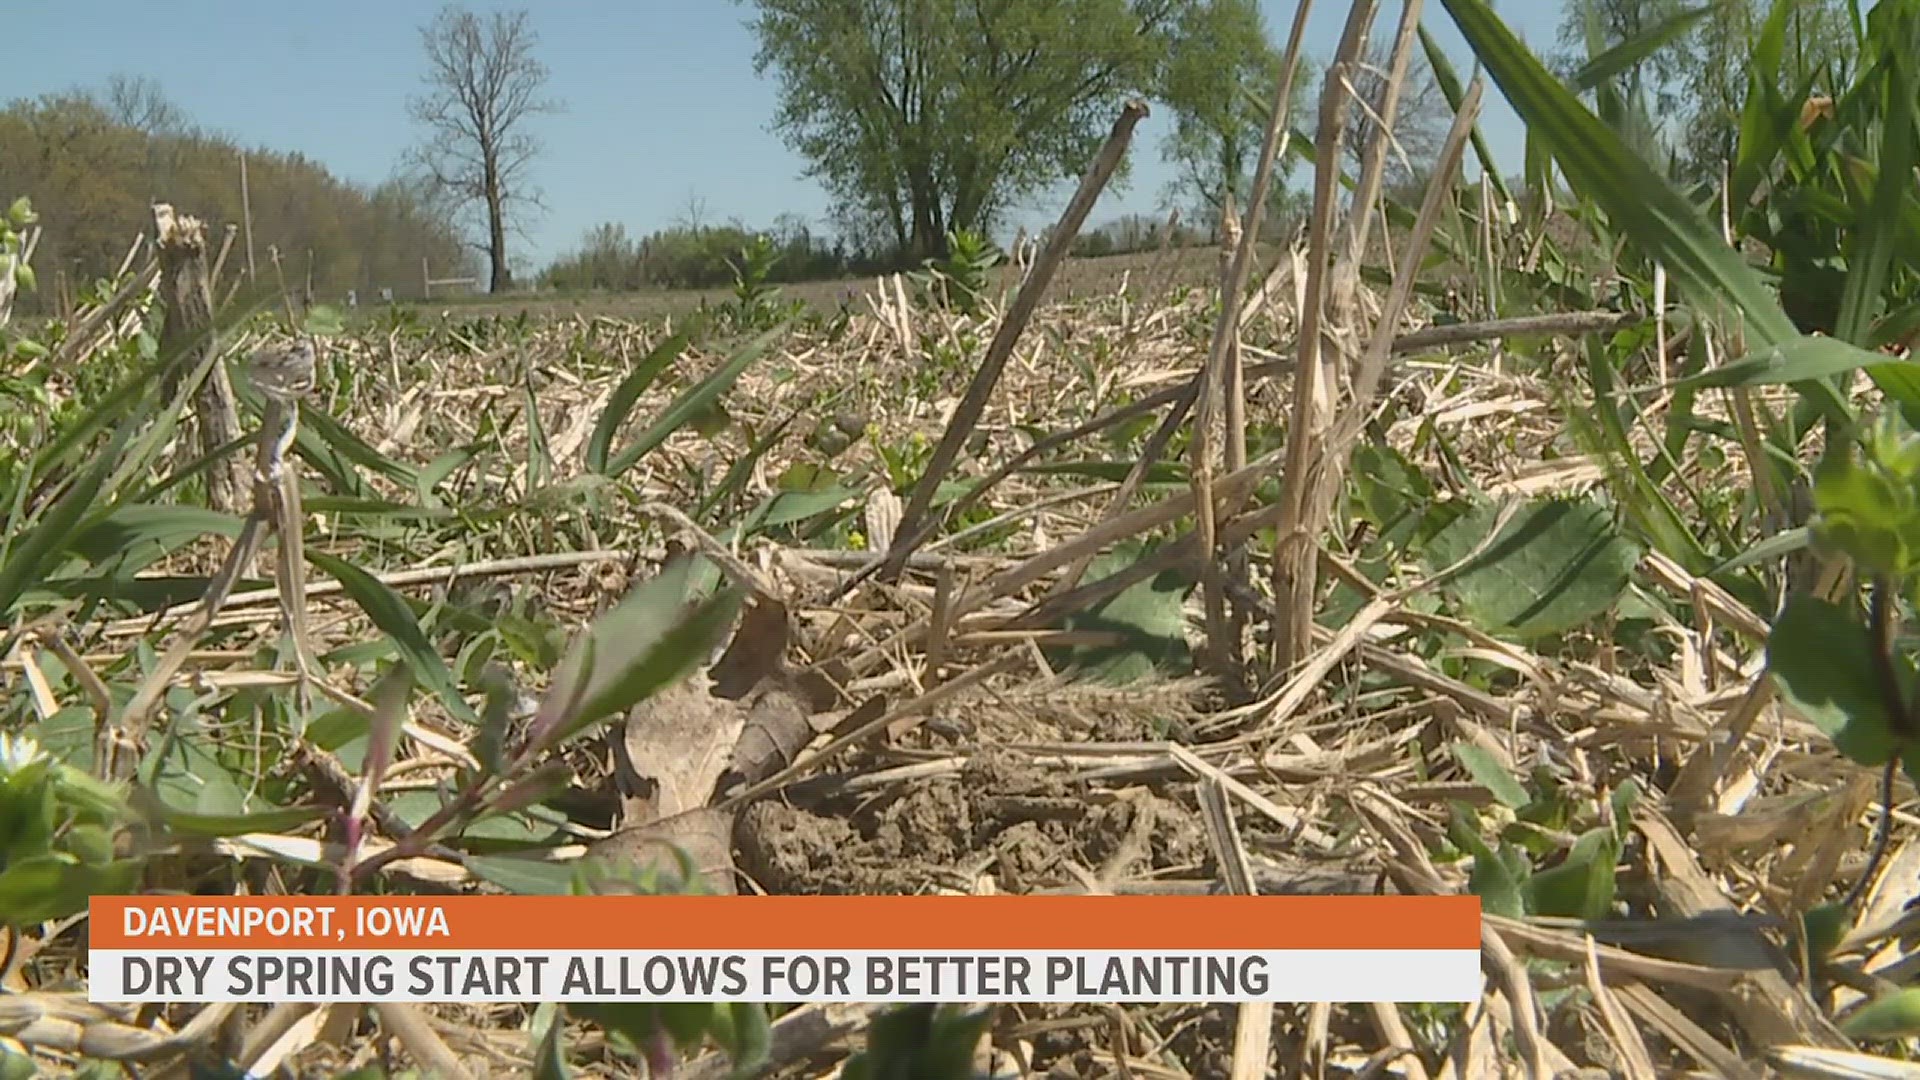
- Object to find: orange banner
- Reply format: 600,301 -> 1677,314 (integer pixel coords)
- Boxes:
91,895 -> 1480,951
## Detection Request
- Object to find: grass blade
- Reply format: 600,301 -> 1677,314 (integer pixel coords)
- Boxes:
0,423 -> 137,616
307,549 -> 478,724
1568,3 -> 1724,93
1440,0 -> 1798,348
604,325 -> 784,480
1833,13 -> 1920,345
586,329 -> 690,475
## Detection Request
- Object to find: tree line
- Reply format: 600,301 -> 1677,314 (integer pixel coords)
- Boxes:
0,78 -> 472,316
4,0 -> 1865,306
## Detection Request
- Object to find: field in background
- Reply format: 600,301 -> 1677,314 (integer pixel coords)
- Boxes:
9,0 -> 1920,1077
395,245 -> 1229,323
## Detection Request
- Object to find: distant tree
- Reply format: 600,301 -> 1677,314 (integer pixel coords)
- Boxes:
1335,39 -> 1452,187
0,92 -> 472,313
407,6 -> 560,293
1158,0 -> 1313,237
1674,0 -> 1854,181
1555,0 -> 1696,116
542,222 -> 644,292
101,75 -> 186,136
1073,212 -> 1203,256
742,0 -> 1192,262
1554,0 -> 1854,181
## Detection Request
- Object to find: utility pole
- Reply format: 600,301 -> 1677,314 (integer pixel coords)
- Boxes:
238,150 -> 258,282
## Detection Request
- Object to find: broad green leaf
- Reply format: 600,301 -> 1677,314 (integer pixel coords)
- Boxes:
587,330 -> 690,474
1452,743 -> 1531,809
1447,804 -> 1527,919
1768,593 -> 1919,771
305,708 -> 369,751
1522,827 -> 1620,920
1802,901 -> 1851,964
464,854 -> 577,895
307,550 -> 478,724
1841,988 -> 1920,1039
1676,335 -> 1920,410
741,484 -> 863,534
1710,526 -> 1810,574
1045,542 -> 1194,685
537,558 -> 743,748
145,728 -> 252,816
0,855 -> 142,926
65,505 -> 244,566
1419,496 -> 1642,640
603,325 -> 784,479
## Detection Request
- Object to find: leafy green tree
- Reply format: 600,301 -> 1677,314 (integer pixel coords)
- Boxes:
1157,0 -> 1312,235
742,0 -> 1188,261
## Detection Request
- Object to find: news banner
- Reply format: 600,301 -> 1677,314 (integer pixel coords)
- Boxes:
89,895 -> 1481,1004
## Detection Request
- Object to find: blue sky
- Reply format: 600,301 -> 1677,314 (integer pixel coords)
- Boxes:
9,1 -> 1566,272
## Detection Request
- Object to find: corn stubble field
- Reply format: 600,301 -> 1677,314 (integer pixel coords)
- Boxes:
14,0 -> 1920,1077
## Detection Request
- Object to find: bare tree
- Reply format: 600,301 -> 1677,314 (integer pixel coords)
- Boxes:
407,6 -> 559,293
1336,41 -> 1451,186
101,74 -> 186,135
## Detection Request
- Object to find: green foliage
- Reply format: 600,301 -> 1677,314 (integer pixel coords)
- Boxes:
920,229 -> 1002,316
529,556 -> 743,751
722,233 -> 806,329
1725,0 -> 1920,348
1045,541 -> 1195,685
1,195 -> 35,296
1449,0 -> 1920,918
0,732 -> 139,927
589,324 -> 785,481
1445,759 -> 1640,922
1418,495 -> 1642,640
542,217 -> 858,293
1809,416 -> 1920,578
1840,987 -> 1920,1039
1157,0 -> 1308,226
1680,0 -> 1856,183
0,92 -> 470,312
745,0 -> 1180,258
840,1005 -> 996,1080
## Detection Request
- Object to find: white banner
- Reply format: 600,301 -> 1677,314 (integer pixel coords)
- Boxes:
89,948 -> 1480,1003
